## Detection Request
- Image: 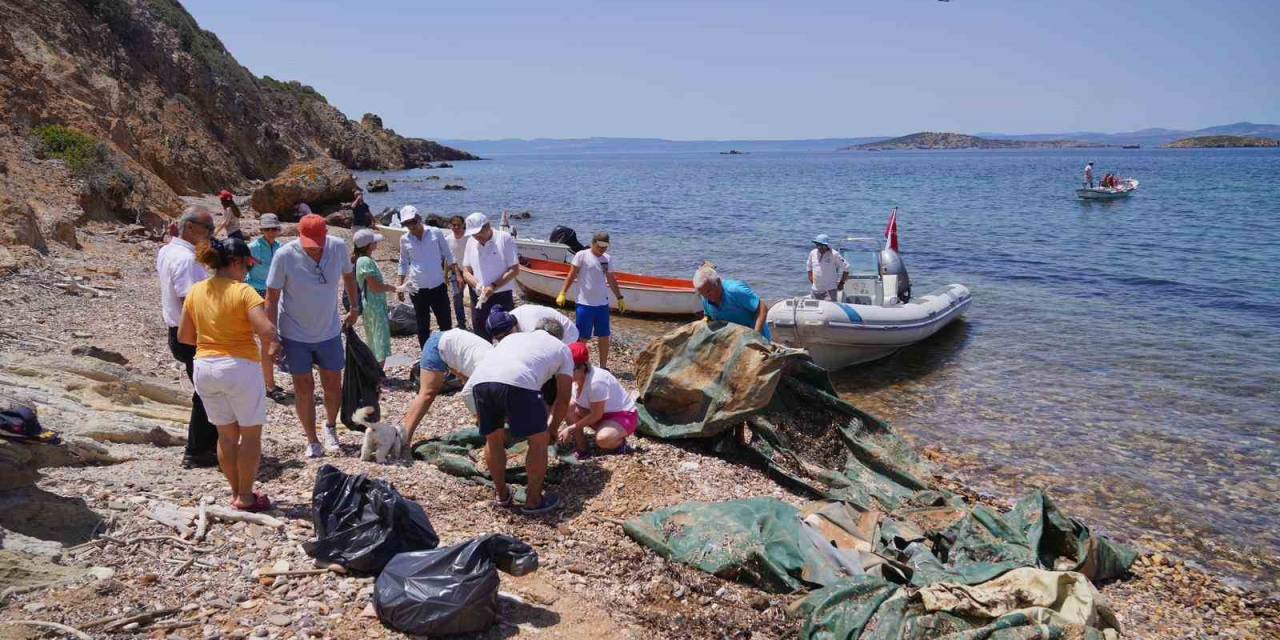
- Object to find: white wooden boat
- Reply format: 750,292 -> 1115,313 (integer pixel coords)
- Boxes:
375,224 -> 406,244
1077,178 -> 1139,200
516,237 -> 573,263
516,258 -> 702,317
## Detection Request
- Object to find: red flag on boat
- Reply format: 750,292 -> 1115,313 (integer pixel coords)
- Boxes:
884,208 -> 900,252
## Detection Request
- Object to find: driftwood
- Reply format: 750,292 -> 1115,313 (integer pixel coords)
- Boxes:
195,500 -> 209,541
147,503 -> 194,537
203,503 -> 285,528
256,568 -> 336,578
0,619 -> 91,640
83,606 -> 181,631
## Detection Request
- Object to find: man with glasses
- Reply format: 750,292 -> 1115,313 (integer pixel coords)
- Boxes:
444,215 -> 470,330
265,213 -> 361,458
395,206 -> 456,348
554,231 -> 625,370
460,212 -> 520,341
156,207 -> 218,468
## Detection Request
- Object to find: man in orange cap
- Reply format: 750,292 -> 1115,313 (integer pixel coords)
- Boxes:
265,213 -> 361,458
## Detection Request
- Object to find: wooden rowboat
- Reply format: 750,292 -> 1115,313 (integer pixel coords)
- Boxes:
515,257 -> 702,318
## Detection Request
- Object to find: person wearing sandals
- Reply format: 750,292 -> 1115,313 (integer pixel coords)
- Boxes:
178,238 -> 282,512
247,214 -> 287,403
558,342 -> 639,459
460,307 -> 573,514
352,229 -> 395,367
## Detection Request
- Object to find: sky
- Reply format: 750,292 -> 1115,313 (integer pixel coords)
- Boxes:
183,0 -> 1280,140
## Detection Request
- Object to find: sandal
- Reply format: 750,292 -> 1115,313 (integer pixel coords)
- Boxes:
493,489 -> 514,509
521,493 -> 561,515
234,492 -> 272,513
600,443 -> 633,456
266,387 -> 291,404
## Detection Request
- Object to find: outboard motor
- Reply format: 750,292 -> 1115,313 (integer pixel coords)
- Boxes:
879,248 -> 911,304
549,226 -> 586,253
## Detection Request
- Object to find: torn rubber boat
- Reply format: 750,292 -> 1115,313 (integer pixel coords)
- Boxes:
767,211 -> 971,369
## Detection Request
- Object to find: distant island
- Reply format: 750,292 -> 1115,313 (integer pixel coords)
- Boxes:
846,132 -> 1100,151
719,149 -> 748,155
1166,135 -> 1280,148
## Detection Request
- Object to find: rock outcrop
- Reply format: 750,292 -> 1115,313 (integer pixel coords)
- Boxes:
250,159 -> 358,220
366,179 -> 390,192
0,0 -> 476,236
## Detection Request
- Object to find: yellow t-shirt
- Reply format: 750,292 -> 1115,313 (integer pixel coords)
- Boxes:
182,277 -> 265,361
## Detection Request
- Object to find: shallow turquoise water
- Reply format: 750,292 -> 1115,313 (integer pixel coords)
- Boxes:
360,148 -> 1280,584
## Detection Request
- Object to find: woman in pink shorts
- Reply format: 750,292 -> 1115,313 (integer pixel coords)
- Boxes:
558,343 -> 638,458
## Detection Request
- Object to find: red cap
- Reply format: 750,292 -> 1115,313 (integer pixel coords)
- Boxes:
219,190 -> 234,201
298,214 -> 327,250
569,342 -> 590,367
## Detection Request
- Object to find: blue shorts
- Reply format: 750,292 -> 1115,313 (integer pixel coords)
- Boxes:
575,304 -> 611,339
420,331 -> 449,373
281,335 -> 344,375
473,382 -> 548,439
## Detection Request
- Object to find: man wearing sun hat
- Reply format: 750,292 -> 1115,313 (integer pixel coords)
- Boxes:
247,213 -> 286,402
460,212 -> 520,341
265,214 -> 360,458
806,233 -> 848,301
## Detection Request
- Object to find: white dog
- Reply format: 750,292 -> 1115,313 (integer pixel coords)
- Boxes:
354,406 -> 402,464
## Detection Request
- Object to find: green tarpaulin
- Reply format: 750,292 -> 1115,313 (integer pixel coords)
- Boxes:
413,427 -> 580,504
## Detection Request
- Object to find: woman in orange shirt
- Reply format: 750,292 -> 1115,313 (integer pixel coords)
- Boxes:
179,238 -> 282,512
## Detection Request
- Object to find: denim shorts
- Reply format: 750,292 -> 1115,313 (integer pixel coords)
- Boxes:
420,331 -> 449,373
574,304 -> 611,339
473,382 -> 548,438
281,335 -> 344,374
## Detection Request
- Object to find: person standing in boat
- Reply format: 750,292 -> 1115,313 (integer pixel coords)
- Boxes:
806,234 -> 848,301
1084,162 -> 1095,188
693,262 -> 771,340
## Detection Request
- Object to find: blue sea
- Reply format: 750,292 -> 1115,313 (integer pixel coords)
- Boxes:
359,148 -> 1280,585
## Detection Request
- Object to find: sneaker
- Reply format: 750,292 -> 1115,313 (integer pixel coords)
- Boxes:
305,442 -> 324,459
521,493 -> 561,515
322,425 -> 341,453
181,453 -> 219,469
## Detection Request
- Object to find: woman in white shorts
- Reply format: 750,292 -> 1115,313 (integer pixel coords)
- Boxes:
179,238 -> 282,512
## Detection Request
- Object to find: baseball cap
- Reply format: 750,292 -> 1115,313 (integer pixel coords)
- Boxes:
813,233 -> 831,246
353,228 -> 384,249
485,305 -> 516,336
399,205 -> 421,225
569,342 -> 590,367
219,190 -> 234,201
259,213 -> 281,229
298,214 -> 327,250
464,212 -> 489,237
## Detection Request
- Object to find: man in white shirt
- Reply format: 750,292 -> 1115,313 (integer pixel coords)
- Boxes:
156,207 -> 217,468
461,308 -> 572,515
807,234 -> 849,301
460,212 -> 520,341
445,215 -> 470,330
399,328 -> 493,445
511,304 -> 579,345
554,231 -> 625,369
395,206 -> 456,347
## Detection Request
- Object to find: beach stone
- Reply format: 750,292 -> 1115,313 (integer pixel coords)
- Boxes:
266,614 -> 291,627
366,179 -> 389,192
250,159 -> 357,222
71,344 -> 129,365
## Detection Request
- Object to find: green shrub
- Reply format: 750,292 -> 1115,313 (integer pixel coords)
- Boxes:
32,125 -> 109,175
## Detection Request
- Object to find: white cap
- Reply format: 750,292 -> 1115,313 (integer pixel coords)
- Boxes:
353,228 -> 384,249
463,211 -> 489,237
399,205 -> 421,224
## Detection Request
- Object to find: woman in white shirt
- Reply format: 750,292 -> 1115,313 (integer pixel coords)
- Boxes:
557,342 -> 638,459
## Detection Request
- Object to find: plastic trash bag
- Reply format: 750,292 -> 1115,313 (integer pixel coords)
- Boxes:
340,328 -> 383,431
374,533 -> 539,636
388,303 -> 417,337
303,464 -> 439,575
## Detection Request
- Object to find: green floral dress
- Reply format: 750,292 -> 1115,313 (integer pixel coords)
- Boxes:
355,256 -> 391,362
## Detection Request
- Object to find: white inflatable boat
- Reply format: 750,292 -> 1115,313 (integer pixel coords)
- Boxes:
767,231 -> 971,370
1076,178 -> 1139,200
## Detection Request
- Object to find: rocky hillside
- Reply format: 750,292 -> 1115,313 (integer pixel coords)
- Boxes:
848,132 -> 1099,150
0,0 -> 475,244
1166,135 -> 1280,148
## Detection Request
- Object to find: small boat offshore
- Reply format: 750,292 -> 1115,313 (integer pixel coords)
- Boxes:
1077,178 -> 1139,200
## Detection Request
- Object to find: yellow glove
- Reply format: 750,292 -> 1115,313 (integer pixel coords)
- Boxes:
617,298 -> 626,314
555,292 -> 567,307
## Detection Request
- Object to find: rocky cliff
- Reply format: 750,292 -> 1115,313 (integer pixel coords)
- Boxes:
0,0 -> 476,242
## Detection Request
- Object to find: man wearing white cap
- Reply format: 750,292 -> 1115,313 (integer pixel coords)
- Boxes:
807,233 -> 848,301
395,205 -> 456,348
460,212 -> 520,341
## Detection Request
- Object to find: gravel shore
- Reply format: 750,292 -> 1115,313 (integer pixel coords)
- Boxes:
0,211 -> 1276,639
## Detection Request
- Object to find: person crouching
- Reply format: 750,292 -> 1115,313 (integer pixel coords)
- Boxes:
558,342 -> 639,459
459,307 -> 572,514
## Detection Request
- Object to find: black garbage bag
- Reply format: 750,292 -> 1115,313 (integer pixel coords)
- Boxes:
388,302 -> 417,337
374,534 -> 539,636
340,328 -> 383,431
549,225 -> 586,253
303,465 -> 439,575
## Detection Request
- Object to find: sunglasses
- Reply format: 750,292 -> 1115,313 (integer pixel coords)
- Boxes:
314,262 -> 327,284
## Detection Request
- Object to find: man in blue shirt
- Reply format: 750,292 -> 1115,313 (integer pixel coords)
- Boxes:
693,263 -> 771,340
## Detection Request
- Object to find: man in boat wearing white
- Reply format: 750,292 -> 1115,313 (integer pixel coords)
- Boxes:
554,231 -> 625,370
1083,161 -> 1095,188
693,263 -> 771,340
806,234 -> 848,301
461,212 -> 520,342
558,342 -> 639,460
399,328 -> 493,445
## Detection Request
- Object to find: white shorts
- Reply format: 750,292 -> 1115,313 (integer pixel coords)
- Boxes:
193,356 -> 267,427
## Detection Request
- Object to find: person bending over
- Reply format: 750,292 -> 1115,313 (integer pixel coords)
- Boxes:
558,342 -> 639,459
400,328 -> 494,445
693,262 -> 771,340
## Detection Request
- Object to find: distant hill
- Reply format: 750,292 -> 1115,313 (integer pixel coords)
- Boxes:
846,132 -> 1098,151
434,137 -> 889,155
979,122 -> 1280,148
1166,135 -> 1280,148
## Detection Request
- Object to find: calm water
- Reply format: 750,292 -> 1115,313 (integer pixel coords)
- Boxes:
359,148 -> 1280,585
